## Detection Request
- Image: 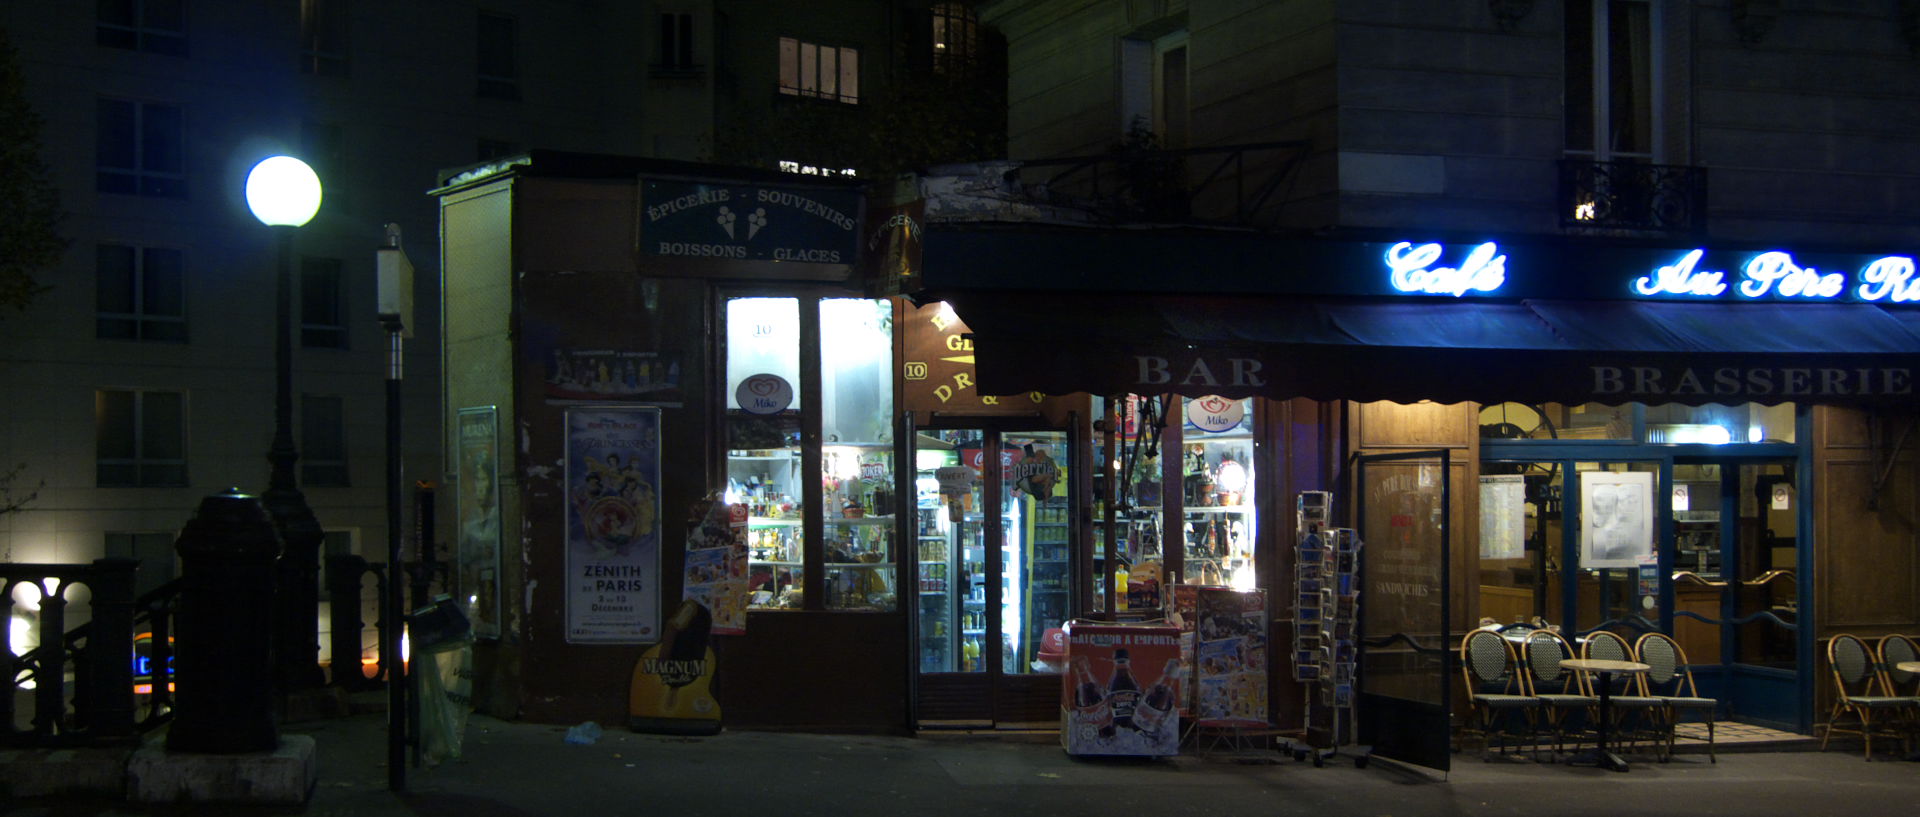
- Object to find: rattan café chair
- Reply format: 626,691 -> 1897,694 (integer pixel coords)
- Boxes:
1634,632 -> 1718,763
1821,634 -> 1916,760
1875,633 -> 1920,743
1578,630 -> 1666,759
1521,629 -> 1599,757
1459,628 -> 1540,760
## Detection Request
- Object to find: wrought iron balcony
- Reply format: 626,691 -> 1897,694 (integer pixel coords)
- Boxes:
1559,158 -> 1708,235
1008,141 -> 1310,228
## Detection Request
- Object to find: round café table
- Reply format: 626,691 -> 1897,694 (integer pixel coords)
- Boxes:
1560,658 -> 1651,772
1897,661 -> 1920,675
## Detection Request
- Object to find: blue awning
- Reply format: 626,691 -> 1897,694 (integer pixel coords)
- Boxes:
937,291 -> 1920,407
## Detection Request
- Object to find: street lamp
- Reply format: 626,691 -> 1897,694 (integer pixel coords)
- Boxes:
245,155 -> 328,694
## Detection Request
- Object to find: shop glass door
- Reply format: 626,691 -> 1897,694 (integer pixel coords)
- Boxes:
912,427 -> 1072,727
1355,450 -> 1451,773
1672,458 -> 1800,729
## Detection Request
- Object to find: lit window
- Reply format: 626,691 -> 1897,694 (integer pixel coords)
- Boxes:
778,37 -> 859,103
477,12 -> 519,99
777,161 -> 857,178
300,0 -> 349,76
301,257 -> 347,349
301,394 -> 349,487
96,244 -> 187,342
96,389 -> 187,487
96,98 -> 186,198
931,3 -> 977,75
97,0 -> 187,56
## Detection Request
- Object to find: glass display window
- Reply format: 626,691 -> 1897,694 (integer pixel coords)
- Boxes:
725,295 -> 897,613
1180,396 -> 1255,590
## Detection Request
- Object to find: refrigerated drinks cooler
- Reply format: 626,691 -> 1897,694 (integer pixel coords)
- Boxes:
916,452 -> 1071,674
1061,622 -> 1182,757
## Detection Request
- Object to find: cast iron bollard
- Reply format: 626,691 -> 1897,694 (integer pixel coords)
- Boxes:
167,488 -> 283,753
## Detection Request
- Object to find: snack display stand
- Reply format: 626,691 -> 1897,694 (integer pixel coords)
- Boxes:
1287,491 -> 1369,768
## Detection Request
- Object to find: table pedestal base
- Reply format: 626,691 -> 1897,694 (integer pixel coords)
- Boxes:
1566,747 -> 1631,772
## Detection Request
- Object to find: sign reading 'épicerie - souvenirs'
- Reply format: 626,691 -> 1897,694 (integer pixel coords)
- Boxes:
639,179 -> 860,264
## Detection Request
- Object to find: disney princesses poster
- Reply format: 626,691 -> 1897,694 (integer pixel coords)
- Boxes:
565,407 -> 662,644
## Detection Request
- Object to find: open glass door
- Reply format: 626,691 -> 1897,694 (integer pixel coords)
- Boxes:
1355,450 -> 1451,773
912,426 -> 1073,728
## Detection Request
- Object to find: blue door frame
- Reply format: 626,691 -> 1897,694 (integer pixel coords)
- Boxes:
1481,411 -> 1815,734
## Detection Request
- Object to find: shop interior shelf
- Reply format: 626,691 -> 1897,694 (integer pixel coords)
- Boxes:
748,517 -> 803,526
826,515 -> 896,526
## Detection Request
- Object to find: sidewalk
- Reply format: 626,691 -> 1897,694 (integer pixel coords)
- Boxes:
9,710 -> 1917,817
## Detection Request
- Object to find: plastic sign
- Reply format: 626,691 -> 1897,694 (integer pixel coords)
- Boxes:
1636,249 -> 1919,303
1385,241 -> 1507,296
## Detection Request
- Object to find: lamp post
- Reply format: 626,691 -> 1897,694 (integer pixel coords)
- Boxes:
245,155 -> 328,694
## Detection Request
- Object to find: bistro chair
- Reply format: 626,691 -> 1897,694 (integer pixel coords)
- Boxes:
1876,634 -> 1920,741
1820,634 -> 1914,760
1459,628 -> 1540,760
1520,629 -> 1598,757
1633,632 -> 1718,763
1578,630 -> 1664,759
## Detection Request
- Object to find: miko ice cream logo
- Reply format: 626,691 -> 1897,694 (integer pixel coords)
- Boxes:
716,205 -> 769,241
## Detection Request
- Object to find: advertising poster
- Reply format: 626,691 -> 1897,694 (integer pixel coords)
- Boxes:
1581,470 -> 1653,569
455,406 -> 502,639
1194,588 -> 1268,724
683,497 -> 750,635
545,348 -> 682,404
565,407 -> 662,644
1061,623 -> 1182,757
1169,584 -> 1218,717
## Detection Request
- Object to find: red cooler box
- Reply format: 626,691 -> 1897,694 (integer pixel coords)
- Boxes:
1060,621 -> 1182,757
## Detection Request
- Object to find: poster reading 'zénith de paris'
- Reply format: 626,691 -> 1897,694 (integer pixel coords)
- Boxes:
565,407 -> 662,644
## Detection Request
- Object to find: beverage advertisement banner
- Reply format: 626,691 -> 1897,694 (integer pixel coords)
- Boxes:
683,497 -> 750,635
1194,588 -> 1268,724
455,406 -> 502,639
565,407 -> 663,644
1061,623 -> 1182,757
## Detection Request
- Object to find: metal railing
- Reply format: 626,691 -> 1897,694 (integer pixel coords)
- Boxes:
1010,140 -> 1310,227
1559,158 -> 1708,235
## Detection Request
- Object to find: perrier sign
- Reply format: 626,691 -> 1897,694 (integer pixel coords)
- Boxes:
901,299 -> 1078,424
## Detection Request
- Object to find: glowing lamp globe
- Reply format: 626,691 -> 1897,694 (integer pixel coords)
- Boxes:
244,156 -> 323,227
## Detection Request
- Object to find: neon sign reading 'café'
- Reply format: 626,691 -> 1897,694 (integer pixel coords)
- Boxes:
1384,241 -> 1920,304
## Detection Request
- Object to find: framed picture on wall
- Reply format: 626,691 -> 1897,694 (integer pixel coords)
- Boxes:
1580,470 -> 1653,569
456,406 -> 503,639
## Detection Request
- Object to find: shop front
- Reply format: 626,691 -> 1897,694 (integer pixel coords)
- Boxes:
908,224 -> 1920,768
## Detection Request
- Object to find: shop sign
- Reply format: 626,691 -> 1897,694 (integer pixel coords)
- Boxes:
1589,364 -> 1913,399
1384,241 -> 1507,297
1185,395 -> 1244,433
734,373 -> 794,414
639,178 -> 860,263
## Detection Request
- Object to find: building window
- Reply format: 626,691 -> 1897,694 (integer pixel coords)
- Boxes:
778,37 -> 859,104
97,244 -> 187,342
777,160 -> 856,178
301,394 -> 349,487
301,257 -> 347,349
97,98 -> 186,198
104,531 -> 177,598
726,296 -> 897,613
477,12 -> 519,99
299,0 -> 349,76
1119,31 -> 1188,149
656,12 -> 696,71
1565,0 -> 1655,161
96,389 -> 187,487
931,3 -> 977,75
97,0 -> 188,57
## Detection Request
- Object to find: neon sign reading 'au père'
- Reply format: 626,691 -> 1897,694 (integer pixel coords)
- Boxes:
1386,241 -> 1507,296
1636,250 -> 1920,303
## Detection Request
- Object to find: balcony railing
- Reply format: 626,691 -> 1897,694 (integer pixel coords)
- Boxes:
1560,158 -> 1708,235
3,559 -> 153,746
1009,141 -> 1310,228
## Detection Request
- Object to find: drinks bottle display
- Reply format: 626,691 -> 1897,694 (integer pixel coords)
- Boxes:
1130,658 -> 1181,738
1070,656 -> 1106,708
1100,648 -> 1141,738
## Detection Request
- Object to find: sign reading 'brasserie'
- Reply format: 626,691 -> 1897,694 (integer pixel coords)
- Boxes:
640,179 -> 859,264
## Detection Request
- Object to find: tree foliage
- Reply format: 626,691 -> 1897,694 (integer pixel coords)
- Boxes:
0,25 -> 67,314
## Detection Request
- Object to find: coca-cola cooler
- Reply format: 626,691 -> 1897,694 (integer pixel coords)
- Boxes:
1061,621 -> 1182,757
